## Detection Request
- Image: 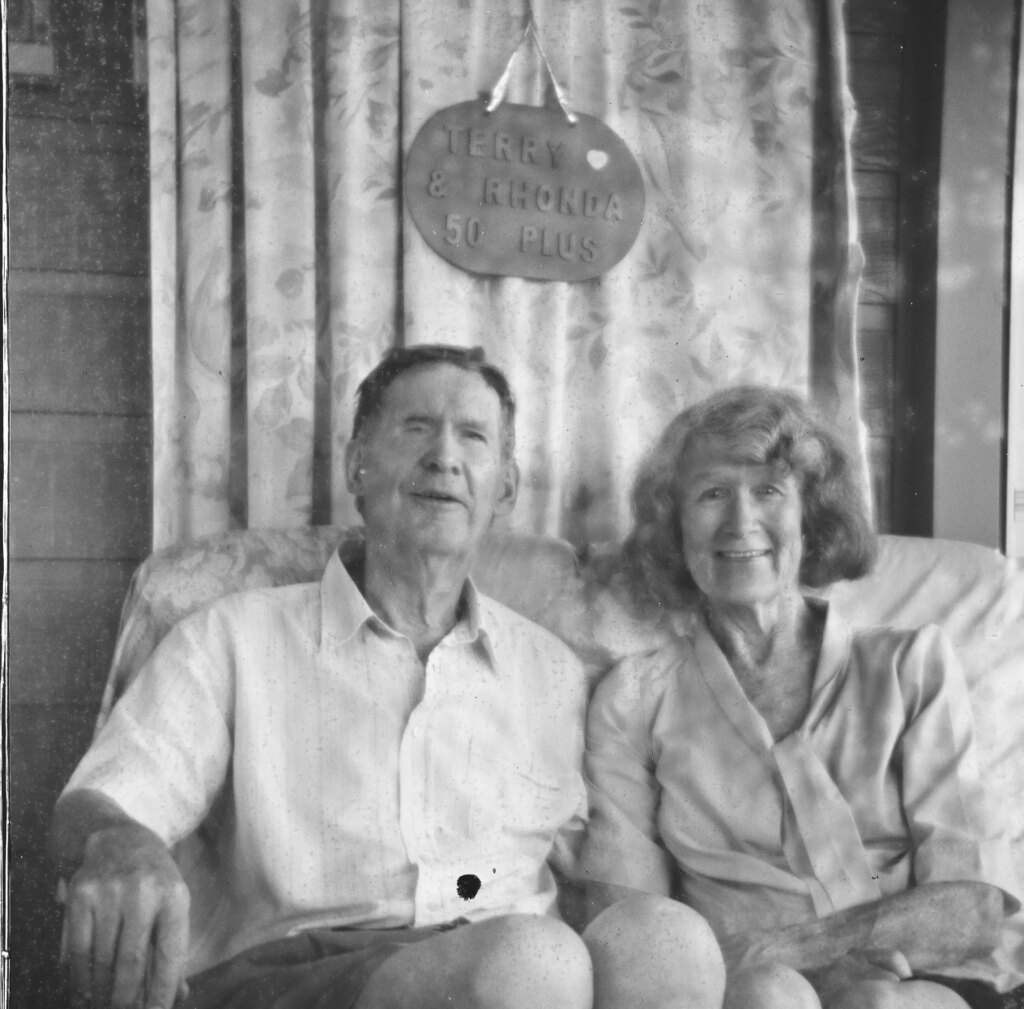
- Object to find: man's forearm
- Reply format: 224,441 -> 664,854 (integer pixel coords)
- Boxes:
727,882 -> 1005,974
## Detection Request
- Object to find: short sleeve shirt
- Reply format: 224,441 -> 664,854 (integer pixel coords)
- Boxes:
66,551 -> 589,975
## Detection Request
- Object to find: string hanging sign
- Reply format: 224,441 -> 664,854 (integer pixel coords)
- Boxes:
405,15 -> 645,282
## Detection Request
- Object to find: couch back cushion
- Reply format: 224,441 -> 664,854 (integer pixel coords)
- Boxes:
101,526 -> 588,722
107,527 -> 1024,697
102,526 -> 1024,887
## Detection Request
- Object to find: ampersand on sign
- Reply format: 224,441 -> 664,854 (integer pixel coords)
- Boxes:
428,171 -> 448,197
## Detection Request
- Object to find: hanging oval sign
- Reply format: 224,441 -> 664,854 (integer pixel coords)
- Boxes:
405,101 -> 645,282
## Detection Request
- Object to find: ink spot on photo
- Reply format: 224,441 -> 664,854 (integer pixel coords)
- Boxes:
456,874 -> 481,900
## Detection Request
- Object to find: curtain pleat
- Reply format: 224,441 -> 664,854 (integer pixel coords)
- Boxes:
811,0 -> 870,507
149,0 -> 868,549
323,0 -> 403,529
238,0 -> 318,527
151,0 -> 236,544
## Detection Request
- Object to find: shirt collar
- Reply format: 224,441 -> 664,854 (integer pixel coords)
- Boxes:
318,548 -> 498,668
449,577 -> 499,667
804,598 -> 854,713
691,598 -> 851,750
319,548 -> 376,650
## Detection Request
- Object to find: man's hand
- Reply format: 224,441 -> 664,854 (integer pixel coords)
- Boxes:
60,820 -> 189,1009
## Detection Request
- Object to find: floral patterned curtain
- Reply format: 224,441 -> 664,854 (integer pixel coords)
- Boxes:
148,0 -> 865,549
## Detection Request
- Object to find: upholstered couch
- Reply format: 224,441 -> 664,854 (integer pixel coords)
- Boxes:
93,526 -> 1024,1002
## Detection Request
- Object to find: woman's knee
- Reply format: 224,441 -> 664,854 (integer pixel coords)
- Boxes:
725,964 -> 820,1009
586,895 -> 719,960
828,979 -> 972,1009
584,896 -> 725,1008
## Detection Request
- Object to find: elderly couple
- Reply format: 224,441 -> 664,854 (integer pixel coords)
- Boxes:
54,345 -> 1019,1009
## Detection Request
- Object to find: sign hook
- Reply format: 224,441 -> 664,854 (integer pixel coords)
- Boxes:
485,8 -> 578,125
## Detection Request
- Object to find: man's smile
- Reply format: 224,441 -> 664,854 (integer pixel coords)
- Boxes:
410,488 -> 465,507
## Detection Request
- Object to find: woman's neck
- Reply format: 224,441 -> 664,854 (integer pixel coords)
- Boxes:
702,592 -> 808,666
703,594 -> 825,740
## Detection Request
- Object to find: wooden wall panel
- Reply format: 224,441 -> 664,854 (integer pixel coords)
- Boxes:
845,0 -> 906,34
857,192 -> 899,303
848,33 -> 904,66
10,414 -> 151,560
850,64 -> 901,171
11,5 -> 153,1009
846,0 -> 942,534
9,704 -> 100,1008
8,116 -> 148,275
857,316 -> 895,426
868,435 -> 894,530
9,560 -> 137,705
847,1 -> 905,531
10,849 -> 67,1009
9,272 -> 149,414
10,704 -> 100,863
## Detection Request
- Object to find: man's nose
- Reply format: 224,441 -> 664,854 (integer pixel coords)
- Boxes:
423,427 -> 461,471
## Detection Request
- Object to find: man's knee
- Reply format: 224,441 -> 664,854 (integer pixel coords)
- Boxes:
725,964 -> 820,1009
584,896 -> 725,1008
357,915 -> 591,1009
467,915 -> 592,1009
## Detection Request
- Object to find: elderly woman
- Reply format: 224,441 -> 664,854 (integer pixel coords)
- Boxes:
579,386 -> 1021,1009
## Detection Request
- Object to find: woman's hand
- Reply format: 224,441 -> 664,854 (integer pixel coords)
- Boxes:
717,929 -> 762,972
719,883 -> 1002,998
803,950 -> 911,1003
718,927 -> 790,973
722,929 -> 914,1005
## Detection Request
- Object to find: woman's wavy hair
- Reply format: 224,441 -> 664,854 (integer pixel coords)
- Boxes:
622,385 -> 877,608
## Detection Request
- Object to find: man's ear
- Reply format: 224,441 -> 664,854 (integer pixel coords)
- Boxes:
493,459 -> 519,517
344,438 -> 365,496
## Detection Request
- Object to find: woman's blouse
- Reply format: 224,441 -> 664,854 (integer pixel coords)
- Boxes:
582,601 -> 1022,989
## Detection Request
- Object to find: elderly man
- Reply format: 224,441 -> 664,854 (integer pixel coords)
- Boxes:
51,344 -> 725,1009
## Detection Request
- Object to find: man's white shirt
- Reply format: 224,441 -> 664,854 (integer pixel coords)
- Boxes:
65,550 -> 588,975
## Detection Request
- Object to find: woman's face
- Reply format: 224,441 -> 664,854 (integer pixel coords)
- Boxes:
677,435 -> 804,608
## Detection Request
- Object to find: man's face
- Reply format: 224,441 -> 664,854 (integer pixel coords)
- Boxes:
345,363 -> 518,561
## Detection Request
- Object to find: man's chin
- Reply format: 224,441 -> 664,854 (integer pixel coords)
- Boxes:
400,520 -> 483,559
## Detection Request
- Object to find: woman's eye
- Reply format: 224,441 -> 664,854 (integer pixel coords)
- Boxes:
697,487 -> 726,502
